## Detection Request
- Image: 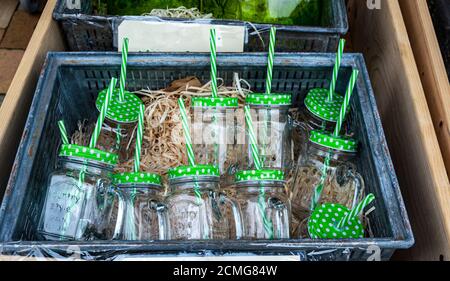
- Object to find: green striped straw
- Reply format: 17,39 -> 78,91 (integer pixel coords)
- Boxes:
58,120 -> 69,145
310,154 -> 331,211
244,106 -> 262,169
337,193 -> 375,229
244,105 -> 273,238
178,98 -> 202,203
119,37 -> 129,103
210,29 -> 218,98
178,98 -> 196,166
328,39 -> 345,102
265,27 -> 276,95
134,104 -> 145,172
333,69 -> 359,136
90,78 -> 116,148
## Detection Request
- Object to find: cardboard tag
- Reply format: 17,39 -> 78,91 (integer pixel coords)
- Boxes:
118,20 -> 245,52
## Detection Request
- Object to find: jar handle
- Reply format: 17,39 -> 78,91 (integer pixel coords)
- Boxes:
220,194 -> 243,239
156,203 -> 170,240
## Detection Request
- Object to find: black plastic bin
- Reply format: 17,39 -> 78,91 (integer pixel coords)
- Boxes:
53,0 -> 348,52
0,53 -> 413,260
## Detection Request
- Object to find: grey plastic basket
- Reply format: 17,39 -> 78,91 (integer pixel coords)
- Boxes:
0,53 -> 413,261
53,0 -> 348,52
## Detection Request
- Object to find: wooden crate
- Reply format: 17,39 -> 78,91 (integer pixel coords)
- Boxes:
348,0 -> 450,261
0,0 -> 449,261
399,0 -> 450,177
0,0 -> 64,196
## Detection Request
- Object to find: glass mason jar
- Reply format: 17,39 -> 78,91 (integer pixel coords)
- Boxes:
245,93 -> 293,173
38,144 -> 118,241
234,170 -> 290,239
290,130 -> 364,237
96,88 -> 144,162
165,165 -> 242,240
112,172 -> 168,240
191,97 -> 242,186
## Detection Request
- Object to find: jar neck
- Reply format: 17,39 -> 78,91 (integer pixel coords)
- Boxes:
302,107 -> 336,131
169,176 -> 219,191
236,180 -> 286,194
60,157 -> 113,177
116,184 -> 161,194
304,142 -> 356,169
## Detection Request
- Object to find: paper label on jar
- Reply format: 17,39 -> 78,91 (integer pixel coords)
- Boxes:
40,176 -> 86,239
117,20 -> 245,52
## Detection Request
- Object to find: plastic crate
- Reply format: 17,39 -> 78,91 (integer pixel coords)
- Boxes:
0,53 -> 413,261
53,0 -> 348,52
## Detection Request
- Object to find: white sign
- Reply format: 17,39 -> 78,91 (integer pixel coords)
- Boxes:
118,21 -> 245,53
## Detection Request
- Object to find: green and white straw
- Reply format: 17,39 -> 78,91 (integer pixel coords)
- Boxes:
244,105 -> 273,239
244,106 -> 262,169
337,193 -> 375,229
265,27 -> 276,95
178,98 -> 202,202
333,69 -> 359,136
178,98 -> 196,166
119,37 -> 129,103
134,104 -> 145,172
90,78 -> 116,148
58,120 -> 69,145
311,155 -> 331,211
328,39 -> 345,102
210,29 -> 218,98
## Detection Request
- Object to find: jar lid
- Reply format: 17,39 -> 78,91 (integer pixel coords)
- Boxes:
59,144 -> 118,166
168,165 -> 220,179
308,203 -> 364,239
191,97 -> 239,107
113,172 -> 162,186
96,88 -> 143,124
245,93 -> 292,106
235,169 -> 285,182
304,88 -> 344,122
309,130 -> 358,153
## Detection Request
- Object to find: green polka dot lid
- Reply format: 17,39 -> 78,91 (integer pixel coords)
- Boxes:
59,144 -> 118,166
191,97 -> 238,108
310,130 -> 358,153
235,169 -> 285,182
96,88 -> 143,124
245,93 -> 292,106
308,203 -> 364,239
168,165 -> 220,180
113,172 -> 162,186
304,88 -> 345,122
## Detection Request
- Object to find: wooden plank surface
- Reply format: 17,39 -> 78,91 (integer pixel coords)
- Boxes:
0,0 -> 19,29
348,0 -> 450,261
399,0 -> 450,178
0,0 -> 65,197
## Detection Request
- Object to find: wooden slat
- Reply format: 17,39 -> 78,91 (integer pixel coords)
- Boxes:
399,0 -> 450,178
348,0 -> 450,261
0,0 -> 65,196
0,0 -> 18,29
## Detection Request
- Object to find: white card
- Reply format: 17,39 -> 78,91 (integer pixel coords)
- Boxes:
118,20 -> 245,53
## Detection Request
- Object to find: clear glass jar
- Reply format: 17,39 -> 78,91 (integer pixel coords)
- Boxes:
235,170 -> 290,239
165,165 -> 242,240
191,97 -> 242,186
112,173 -> 168,240
96,88 -> 143,162
290,131 -> 364,238
38,144 -> 118,240
245,94 -> 293,172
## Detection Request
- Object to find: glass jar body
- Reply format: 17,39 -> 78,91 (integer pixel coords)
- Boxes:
245,105 -> 292,172
235,181 -> 290,239
113,185 -> 168,240
165,177 -> 241,240
98,120 -> 136,163
290,142 -> 364,237
38,158 -> 115,240
191,107 -> 243,186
